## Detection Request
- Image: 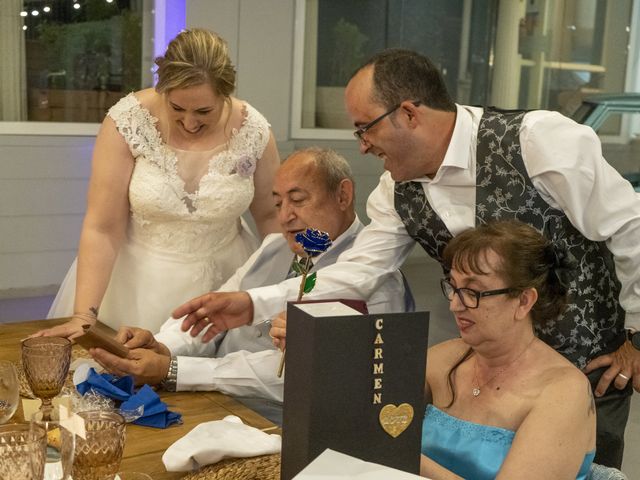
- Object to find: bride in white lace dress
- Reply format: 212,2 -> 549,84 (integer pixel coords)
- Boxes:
40,29 -> 280,337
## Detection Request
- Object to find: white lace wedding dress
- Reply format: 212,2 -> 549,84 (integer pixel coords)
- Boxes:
48,93 -> 270,331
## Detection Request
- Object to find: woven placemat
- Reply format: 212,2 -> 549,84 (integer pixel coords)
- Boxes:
71,346 -> 93,361
181,453 -> 281,480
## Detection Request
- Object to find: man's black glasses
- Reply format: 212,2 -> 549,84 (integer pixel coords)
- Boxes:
353,101 -> 421,142
440,278 -> 518,309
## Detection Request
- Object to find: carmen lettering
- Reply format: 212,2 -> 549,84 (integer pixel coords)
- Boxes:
372,318 -> 385,404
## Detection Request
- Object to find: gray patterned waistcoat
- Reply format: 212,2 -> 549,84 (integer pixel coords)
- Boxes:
394,108 -> 625,367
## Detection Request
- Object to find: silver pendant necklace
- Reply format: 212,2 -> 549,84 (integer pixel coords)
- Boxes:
472,336 -> 536,397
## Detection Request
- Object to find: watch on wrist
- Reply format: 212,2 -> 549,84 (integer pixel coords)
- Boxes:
160,356 -> 178,392
628,330 -> 640,351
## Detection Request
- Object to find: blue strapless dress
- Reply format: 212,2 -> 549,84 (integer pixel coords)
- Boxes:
422,405 -> 594,480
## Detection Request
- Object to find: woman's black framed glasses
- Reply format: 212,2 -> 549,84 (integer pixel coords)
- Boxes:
353,101 -> 421,142
440,278 -> 517,309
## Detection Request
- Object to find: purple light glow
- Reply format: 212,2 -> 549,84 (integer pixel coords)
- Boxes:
154,0 -> 186,61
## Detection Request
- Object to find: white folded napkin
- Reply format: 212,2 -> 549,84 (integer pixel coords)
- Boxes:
162,415 -> 281,472
293,449 -> 426,479
71,360 -> 104,385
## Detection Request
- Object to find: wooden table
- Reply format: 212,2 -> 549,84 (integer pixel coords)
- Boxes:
0,318 -> 278,479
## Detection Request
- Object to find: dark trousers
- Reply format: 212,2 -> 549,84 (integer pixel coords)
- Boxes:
588,367 -> 632,468
237,396 -> 283,426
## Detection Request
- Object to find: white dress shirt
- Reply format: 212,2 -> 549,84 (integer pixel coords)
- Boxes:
154,217 -> 410,401
250,105 -> 640,331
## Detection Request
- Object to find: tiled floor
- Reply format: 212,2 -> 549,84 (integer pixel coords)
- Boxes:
1,258 -> 638,476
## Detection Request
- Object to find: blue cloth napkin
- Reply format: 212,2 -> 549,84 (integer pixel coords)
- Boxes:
76,370 -> 134,401
76,368 -> 182,428
121,384 -> 182,428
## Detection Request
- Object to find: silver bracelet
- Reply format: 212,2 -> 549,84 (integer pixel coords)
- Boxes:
160,356 -> 178,392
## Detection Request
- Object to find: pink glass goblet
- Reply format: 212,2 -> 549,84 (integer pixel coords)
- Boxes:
22,337 -> 72,421
73,410 -> 127,480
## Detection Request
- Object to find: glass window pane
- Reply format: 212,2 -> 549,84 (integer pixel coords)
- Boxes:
600,113 -> 640,187
519,0 -> 633,115
298,0 -> 635,133
3,0 -> 146,123
308,0 -> 495,129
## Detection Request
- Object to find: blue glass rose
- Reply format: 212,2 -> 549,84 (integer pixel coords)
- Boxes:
295,228 -> 332,257
278,228 -> 332,378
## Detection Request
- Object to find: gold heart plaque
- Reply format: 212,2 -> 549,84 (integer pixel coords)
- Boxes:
378,403 -> 414,438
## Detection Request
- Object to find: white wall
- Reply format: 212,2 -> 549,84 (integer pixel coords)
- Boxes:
0,136 -> 93,297
186,0 -> 295,142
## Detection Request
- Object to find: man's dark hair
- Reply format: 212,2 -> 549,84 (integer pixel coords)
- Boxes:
357,49 -> 456,112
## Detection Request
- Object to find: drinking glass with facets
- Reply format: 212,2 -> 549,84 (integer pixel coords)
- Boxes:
0,360 -> 19,424
31,411 -> 75,480
0,423 -> 47,479
73,410 -> 126,480
21,337 -> 72,421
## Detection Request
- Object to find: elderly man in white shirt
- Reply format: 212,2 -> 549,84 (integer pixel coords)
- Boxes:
172,50 -> 640,468
90,147 -> 412,423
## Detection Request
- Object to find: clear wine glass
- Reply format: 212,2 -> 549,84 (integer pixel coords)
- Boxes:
21,337 -> 72,421
0,360 -> 19,424
31,411 -> 75,480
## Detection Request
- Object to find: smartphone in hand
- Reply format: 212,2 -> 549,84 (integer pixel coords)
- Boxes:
74,324 -> 130,358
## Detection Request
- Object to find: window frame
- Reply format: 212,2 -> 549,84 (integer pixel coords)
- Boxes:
290,0 -> 353,140
0,122 -> 101,136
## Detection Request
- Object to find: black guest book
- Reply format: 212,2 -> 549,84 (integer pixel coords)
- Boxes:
280,301 -> 430,480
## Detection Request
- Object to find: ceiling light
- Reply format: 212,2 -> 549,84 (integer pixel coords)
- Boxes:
73,3 -> 80,9
31,9 -> 39,16
43,6 -> 51,13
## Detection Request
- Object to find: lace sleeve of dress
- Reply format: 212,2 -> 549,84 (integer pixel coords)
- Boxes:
107,93 -> 164,159
240,103 -> 271,158
225,103 -> 272,177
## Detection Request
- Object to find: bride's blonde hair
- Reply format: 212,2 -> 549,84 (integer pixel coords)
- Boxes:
154,28 -> 236,97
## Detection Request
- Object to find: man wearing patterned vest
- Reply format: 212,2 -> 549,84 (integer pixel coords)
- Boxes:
171,49 -> 640,468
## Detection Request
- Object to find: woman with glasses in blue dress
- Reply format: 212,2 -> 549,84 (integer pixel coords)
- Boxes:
421,220 -> 596,480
